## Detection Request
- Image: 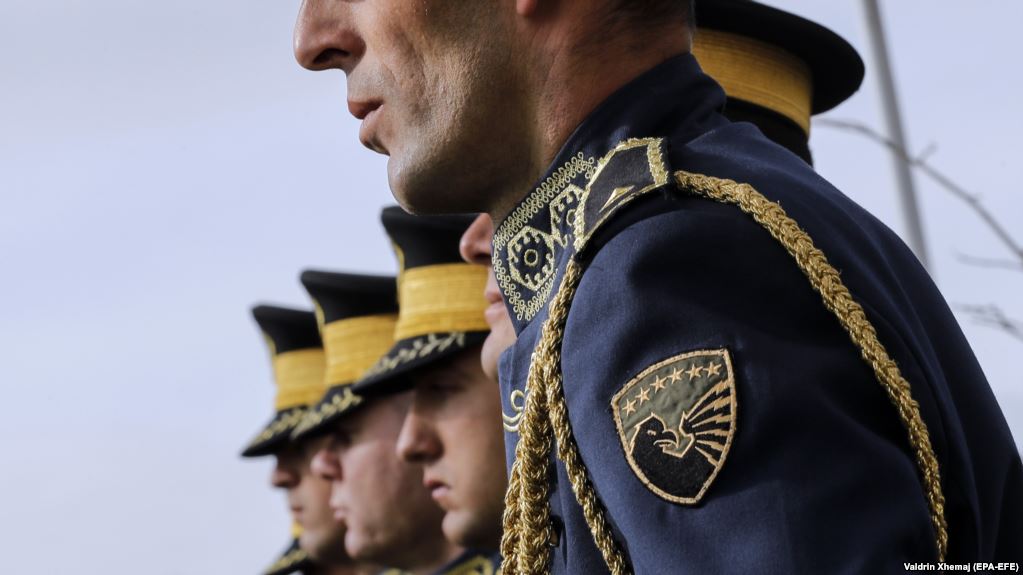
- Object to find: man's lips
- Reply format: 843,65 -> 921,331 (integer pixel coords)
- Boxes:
354,102 -> 386,153
331,506 -> 348,523
484,287 -> 503,306
484,301 -> 507,327
484,288 -> 508,326
424,477 -> 452,506
329,493 -> 349,522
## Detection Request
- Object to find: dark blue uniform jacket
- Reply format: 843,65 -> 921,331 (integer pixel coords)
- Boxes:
493,54 -> 1021,573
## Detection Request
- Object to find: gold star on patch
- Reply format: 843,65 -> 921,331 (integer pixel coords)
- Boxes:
706,362 -> 722,376
637,387 -> 651,404
669,368 -> 683,383
686,364 -> 703,380
623,399 -> 638,415
651,376 -> 667,391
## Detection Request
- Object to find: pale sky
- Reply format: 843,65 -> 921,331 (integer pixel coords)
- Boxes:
1,1 -> 1020,573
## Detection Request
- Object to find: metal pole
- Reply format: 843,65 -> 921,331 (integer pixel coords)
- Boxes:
862,0 -> 930,270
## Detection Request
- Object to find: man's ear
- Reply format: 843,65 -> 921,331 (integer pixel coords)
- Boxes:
516,0 -> 539,17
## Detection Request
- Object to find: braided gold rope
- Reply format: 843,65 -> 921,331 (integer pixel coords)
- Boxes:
674,170 -> 948,560
499,263 -> 632,574
515,373 -> 554,575
501,333 -> 555,574
502,168 -> 947,571
500,458 -> 523,562
544,261 -> 632,575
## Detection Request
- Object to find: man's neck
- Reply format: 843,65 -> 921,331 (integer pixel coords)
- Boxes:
406,545 -> 464,575
489,12 -> 689,223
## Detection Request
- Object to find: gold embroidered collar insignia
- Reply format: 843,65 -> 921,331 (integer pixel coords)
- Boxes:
493,138 -> 670,330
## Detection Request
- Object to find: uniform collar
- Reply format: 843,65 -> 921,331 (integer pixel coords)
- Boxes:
492,53 -> 726,334
433,549 -> 499,575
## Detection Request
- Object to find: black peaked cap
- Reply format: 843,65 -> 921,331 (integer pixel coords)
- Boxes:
251,304 -> 322,354
352,207 -> 487,397
240,305 -> 324,458
380,206 -> 478,269
695,0 -> 865,114
299,270 -> 398,323
289,270 -> 399,441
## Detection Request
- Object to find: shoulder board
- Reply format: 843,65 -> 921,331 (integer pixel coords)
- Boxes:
263,545 -> 310,575
572,137 -> 671,254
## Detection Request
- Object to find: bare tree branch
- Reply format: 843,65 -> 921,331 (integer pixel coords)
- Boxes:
818,118 -> 1023,267
957,304 -> 1023,342
956,253 -> 1023,271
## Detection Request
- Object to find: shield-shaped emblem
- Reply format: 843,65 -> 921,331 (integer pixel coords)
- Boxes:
612,348 -> 737,504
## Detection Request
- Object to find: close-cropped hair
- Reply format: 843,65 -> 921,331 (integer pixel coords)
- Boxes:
605,0 -> 695,30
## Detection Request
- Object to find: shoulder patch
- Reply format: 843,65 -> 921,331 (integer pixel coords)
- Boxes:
573,137 -> 670,252
612,348 -> 737,505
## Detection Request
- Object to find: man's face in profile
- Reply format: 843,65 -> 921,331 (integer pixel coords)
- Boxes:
310,394 -> 447,564
460,213 -> 516,381
292,0 -> 527,214
270,437 -> 348,563
397,348 -> 507,550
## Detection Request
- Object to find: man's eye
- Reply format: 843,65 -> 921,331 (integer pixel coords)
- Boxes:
429,380 -> 463,394
330,431 -> 351,447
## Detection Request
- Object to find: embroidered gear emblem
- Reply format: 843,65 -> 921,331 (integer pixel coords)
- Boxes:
612,348 -> 737,504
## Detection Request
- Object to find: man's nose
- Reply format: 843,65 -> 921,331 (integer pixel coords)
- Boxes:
293,0 -> 363,72
270,460 -> 300,489
310,446 -> 342,481
460,214 -> 494,265
396,410 -> 442,464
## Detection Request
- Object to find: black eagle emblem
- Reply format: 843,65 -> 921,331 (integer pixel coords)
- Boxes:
612,349 -> 737,504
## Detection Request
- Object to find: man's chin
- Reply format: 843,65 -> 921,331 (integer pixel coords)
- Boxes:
345,526 -> 392,565
442,510 -> 471,547
304,530 -> 350,564
388,157 -> 486,216
442,509 -> 492,550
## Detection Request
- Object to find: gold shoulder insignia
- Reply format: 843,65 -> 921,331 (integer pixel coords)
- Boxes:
572,137 -> 670,253
673,170 -> 946,558
443,555 -> 497,575
263,546 -> 307,575
501,163 -> 948,573
612,349 -> 737,504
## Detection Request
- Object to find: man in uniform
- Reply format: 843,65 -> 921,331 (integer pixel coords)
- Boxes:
350,207 -> 505,560
294,0 -> 1022,571
459,0 -> 867,382
293,270 -> 486,574
241,305 -> 374,575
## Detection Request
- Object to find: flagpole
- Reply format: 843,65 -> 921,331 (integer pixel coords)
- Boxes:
862,0 -> 930,270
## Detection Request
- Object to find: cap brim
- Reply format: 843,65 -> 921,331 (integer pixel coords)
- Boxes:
351,330 -> 488,397
290,384 -> 365,441
263,539 -> 314,575
696,0 -> 865,113
240,407 -> 308,458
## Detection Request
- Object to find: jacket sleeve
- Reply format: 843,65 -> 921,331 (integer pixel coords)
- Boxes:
558,198 -> 938,573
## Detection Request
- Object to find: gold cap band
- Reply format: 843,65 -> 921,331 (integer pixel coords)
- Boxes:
323,314 -> 398,386
396,263 -> 489,340
272,348 -> 327,410
693,29 -> 813,134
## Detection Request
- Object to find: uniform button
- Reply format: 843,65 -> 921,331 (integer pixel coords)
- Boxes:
549,515 -> 563,547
